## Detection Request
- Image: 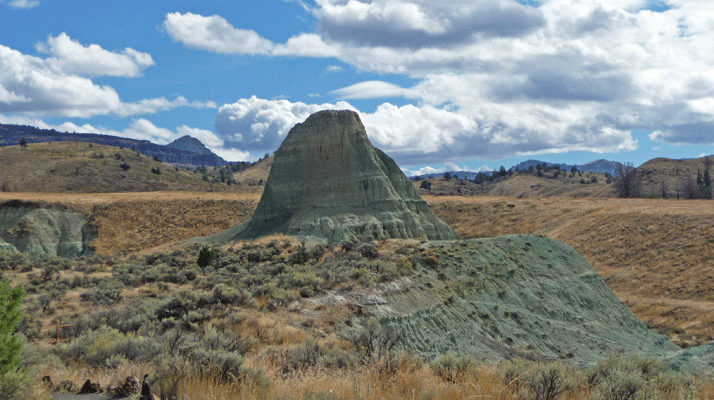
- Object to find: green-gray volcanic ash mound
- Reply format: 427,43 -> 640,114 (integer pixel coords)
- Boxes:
204,110 -> 458,244
0,200 -> 95,258
311,235 -> 680,366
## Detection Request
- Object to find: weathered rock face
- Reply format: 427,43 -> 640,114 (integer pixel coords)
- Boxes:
226,110 -> 458,243
0,200 -> 96,258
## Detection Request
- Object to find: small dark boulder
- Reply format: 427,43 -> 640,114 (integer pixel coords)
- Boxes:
79,378 -> 103,394
41,376 -> 53,390
113,375 -> 141,396
139,374 -> 159,400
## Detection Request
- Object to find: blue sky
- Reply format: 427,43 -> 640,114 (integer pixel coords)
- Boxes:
1,0 -> 714,175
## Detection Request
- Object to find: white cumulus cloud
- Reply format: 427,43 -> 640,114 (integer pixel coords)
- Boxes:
314,0 -> 545,48
212,97 -> 636,166
0,39 -> 214,118
331,81 -> 416,99
168,1 -> 714,161
215,96 -> 355,151
163,12 -> 274,55
6,0 -> 38,8
36,33 -> 154,77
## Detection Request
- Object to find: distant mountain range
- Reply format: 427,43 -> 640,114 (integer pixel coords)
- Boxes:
414,159 -> 625,180
412,171 -> 494,180
167,135 -> 215,156
513,159 -> 624,176
0,124 -> 226,166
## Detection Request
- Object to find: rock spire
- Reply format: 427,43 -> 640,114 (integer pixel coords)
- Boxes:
216,110 -> 458,243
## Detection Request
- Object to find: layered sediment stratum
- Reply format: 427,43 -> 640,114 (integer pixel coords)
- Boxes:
211,110 -> 458,243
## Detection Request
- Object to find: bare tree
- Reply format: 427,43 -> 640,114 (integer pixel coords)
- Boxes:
660,179 -> 667,199
614,162 -> 641,198
683,175 -> 700,199
703,157 -> 713,199
674,165 -> 681,199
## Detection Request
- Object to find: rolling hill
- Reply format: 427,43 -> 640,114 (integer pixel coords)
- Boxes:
636,156 -> 714,199
414,169 -> 615,197
0,141 -> 237,193
0,123 -> 226,166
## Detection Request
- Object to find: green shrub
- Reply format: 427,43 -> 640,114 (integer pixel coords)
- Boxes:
156,289 -> 212,321
430,353 -> 477,383
288,243 -> 308,265
587,354 -> 693,400
289,339 -> 322,370
0,252 -> 28,271
343,318 -> 401,363
356,243 -> 379,259
502,359 -> 583,400
596,369 -> 644,400
212,284 -> 254,307
0,369 -> 29,400
197,246 -> 218,269
587,354 -> 662,388
353,267 -> 375,287
55,326 -> 162,366
284,339 -> 357,372
80,279 -> 124,305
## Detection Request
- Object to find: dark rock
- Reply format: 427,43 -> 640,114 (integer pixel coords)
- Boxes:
113,375 -> 141,396
200,110 -> 458,244
41,375 -> 53,390
79,379 -> 102,394
139,374 -> 158,400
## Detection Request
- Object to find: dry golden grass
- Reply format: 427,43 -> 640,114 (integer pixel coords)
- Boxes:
0,142 -> 240,193
40,361 -> 154,394
637,156 -> 713,198
0,191 -> 262,254
233,156 -> 273,185
40,360 -> 714,400
413,171 -> 614,198
234,313 -> 312,347
487,173 -> 613,197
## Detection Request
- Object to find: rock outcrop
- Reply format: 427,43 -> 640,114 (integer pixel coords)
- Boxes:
206,110 -> 458,244
0,200 -> 96,258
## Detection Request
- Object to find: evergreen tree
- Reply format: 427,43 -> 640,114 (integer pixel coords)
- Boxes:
197,246 -> 217,269
0,282 -> 24,376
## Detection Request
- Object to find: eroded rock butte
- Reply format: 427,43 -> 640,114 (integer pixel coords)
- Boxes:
208,110 -> 458,244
